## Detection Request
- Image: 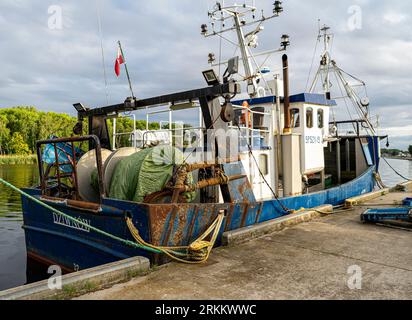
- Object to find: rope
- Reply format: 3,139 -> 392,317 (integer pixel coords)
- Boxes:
0,176 -> 224,264
0,177 -> 161,254
374,172 -> 387,189
126,212 -> 225,264
305,29 -> 320,92
382,157 -> 411,182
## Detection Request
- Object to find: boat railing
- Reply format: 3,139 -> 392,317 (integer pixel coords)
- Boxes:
331,119 -> 369,137
112,114 -> 137,150
142,127 -> 205,149
112,100 -> 272,152
231,104 -> 272,150
36,135 -> 105,202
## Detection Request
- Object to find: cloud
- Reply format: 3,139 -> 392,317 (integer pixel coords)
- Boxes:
383,12 -> 408,24
0,0 -> 411,148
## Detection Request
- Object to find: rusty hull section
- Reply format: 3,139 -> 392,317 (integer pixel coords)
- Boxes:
146,202 -> 263,249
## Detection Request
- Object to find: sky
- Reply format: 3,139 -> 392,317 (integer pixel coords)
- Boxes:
0,0 -> 411,150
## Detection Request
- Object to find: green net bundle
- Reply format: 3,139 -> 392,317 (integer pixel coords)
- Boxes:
92,146 -> 197,203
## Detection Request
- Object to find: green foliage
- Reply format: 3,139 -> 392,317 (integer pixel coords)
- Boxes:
0,107 -> 78,155
0,155 -> 37,165
107,118 -> 160,148
409,145 -> 412,155
9,132 -> 30,155
381,148 -> 402,156
0,107 -> 163,156
0,114 -> 10,154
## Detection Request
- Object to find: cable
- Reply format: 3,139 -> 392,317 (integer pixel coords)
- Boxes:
236,124 -> 291,214
95,0 -> 110,105
305,32 -> 320,92
382,157 -> 411,181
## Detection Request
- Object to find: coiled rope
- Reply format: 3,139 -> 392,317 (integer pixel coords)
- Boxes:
126,212 -> 225,264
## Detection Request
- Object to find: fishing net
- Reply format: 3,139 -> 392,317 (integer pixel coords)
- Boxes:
92,145 -> 196,203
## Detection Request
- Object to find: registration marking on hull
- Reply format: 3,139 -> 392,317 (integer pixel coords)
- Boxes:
52,213 -> 91,233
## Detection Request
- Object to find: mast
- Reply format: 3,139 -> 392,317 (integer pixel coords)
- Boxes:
309,24 -> 332,99
309,24 -> 376,135
233,12 -> 257,97
201,1 -> 288,98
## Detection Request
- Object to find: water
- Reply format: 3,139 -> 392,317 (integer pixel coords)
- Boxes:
378,158 -> 412,187
0,159 -> 411,291
0,164 -> 39,291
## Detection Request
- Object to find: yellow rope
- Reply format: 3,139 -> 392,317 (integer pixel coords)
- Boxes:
126,212 -> 225,264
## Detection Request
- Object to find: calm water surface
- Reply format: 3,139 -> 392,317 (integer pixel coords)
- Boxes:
0,159 -> 411,291
0,164 -> 39,291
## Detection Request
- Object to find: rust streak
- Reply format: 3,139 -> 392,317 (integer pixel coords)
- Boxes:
172,205 -> 190,246
186,205 -> 199,244
224,204 -> 235,232
241,204 -> 249,228
162,205 -> 179,247
255,202 -> 264,224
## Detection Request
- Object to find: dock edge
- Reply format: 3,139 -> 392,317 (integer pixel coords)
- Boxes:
0,256 -> 150,300
345,188 -> 390,208
222,205 -> 333,247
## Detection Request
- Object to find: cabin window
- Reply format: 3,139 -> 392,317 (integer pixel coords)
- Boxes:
306,108 -> 314,129
259,154 -> 269,176
318,109 -> 324,128
290,108 -> 300,128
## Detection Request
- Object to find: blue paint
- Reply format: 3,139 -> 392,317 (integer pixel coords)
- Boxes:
367,136 -> 381,169
403,198 -> 412,207
361,207 -> 412,222
21,166 -> 375,271
362,141 -> 374,166
232,93 -> 337,107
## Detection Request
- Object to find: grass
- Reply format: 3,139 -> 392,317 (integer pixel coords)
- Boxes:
0,155 -> 37,165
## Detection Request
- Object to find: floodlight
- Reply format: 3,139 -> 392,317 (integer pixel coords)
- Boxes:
202,69 -> 220,86
227,56 -> 239,76
73,103 -> 87,113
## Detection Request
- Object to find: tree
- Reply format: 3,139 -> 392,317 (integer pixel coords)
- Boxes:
0,114 -> 10,154
9,132 -> 30,155
409,145 -> 412,156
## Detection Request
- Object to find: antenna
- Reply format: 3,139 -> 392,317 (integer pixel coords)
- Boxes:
95,0 -> 110,105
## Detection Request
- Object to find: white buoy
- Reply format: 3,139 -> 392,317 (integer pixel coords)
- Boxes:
77,149 -> 112,203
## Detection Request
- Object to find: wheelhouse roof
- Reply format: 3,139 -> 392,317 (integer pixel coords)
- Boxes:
232,93 -> 337,107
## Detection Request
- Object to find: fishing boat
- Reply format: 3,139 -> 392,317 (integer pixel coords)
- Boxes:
21,2 -> 387,272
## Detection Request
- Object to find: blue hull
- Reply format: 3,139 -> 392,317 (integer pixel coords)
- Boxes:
22,167 -> 376,271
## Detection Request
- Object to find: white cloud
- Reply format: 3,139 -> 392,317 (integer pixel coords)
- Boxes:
381,126 -> 412,137
383,12 -> 407,24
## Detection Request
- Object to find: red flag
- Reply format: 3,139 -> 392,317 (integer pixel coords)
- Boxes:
114,47 -> 124,77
